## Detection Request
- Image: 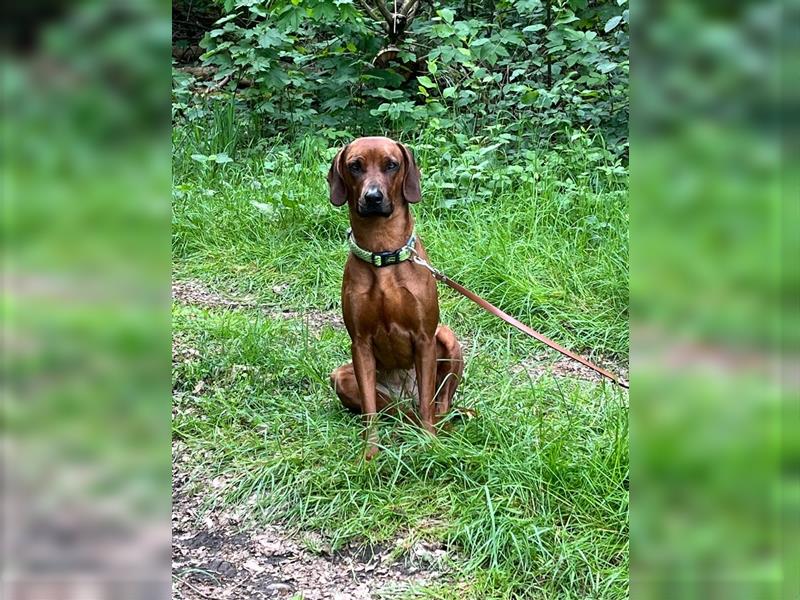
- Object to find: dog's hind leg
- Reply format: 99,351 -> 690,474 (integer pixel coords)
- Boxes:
434,325 -> 464,419
330,363 -> 361,413
330,363 -> 393,414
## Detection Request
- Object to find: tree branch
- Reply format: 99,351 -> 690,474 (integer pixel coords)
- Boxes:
356,0 -> 390,32
202,74 -> 233,96
356,0 -> 380,21
372,0 -> 395,25
400,0 -> 421,19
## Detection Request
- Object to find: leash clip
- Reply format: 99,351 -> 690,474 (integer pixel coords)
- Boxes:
410,248 -> 446,281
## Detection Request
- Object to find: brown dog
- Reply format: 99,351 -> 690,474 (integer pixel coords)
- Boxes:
327,136 -> 463,460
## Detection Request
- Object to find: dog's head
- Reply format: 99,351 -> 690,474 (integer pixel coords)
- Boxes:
327,136 -> 421,217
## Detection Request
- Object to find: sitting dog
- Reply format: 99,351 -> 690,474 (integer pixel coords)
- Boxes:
327,137 -> 463,460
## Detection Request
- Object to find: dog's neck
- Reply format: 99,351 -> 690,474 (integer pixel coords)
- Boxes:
348,208 -> 415,253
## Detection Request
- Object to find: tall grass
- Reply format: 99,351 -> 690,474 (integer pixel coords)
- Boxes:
172,103 -> 628,358
173,305 -> 628,598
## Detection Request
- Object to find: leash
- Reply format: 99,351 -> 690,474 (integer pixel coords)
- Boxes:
410,250 -> 629,389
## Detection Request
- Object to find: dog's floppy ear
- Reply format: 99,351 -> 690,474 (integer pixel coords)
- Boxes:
327,145 -> 348,206
396,142 -> 421,203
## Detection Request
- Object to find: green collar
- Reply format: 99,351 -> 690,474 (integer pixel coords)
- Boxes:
347,228 -> 417,268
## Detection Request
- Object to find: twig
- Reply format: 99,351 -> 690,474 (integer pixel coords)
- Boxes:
400,0 -> 421,18
226,574 -> 253,596
173,575 -> 217,600
356,0 -> 390,32
372,0 -> 395,25
356,0 -> 380,20
202,74 -> 232,96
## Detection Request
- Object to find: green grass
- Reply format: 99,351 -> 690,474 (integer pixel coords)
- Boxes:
173,305 -> 628,598
173,125 -> 628,359
172,116 -> 629,598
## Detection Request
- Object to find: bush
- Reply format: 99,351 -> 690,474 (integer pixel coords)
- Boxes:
187,0 -> 628,154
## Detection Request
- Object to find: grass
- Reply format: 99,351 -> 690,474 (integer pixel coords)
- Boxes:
173,123 -> 628,359
172,111 -> 629,598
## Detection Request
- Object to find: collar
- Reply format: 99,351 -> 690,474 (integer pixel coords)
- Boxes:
347,227 -> 417,268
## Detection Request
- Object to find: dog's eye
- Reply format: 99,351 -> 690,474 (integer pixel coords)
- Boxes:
386,160 -> 399,171
348,162 -> 363,174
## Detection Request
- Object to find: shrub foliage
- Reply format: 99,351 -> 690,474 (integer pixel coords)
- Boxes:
187,0 -> 628,151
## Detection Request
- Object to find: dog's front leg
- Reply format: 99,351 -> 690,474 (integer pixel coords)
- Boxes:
414,335 -> 438,435
351,339 -> 379,460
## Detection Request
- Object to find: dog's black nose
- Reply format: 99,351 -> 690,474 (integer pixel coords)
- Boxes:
364,188 -> 384,204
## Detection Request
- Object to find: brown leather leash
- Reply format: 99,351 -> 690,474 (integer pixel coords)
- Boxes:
411,251 -> 629,389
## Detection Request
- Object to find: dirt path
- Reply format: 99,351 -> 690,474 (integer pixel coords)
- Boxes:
171,279 -> 627,386
172,280 -> 344,331
172,281 -> 450,598
172,443 -> 448,599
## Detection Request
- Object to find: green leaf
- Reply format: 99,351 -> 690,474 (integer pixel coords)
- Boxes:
554,13 -> 579,26
522,24 -> 546,33
515,0 -> 542,13
371,88 -> 405,100
213,14 -> 237,25
397,50 -> 417,62
212,153 -> 234,164
190,154 -> 208,163
417,75 -> 436,89
427,61 -> 438,75
258,29 -> 284,48
437,8 -> 455,24
442,86 -> 457,99
521,90 -> 540,105
604,15 -> 622,32
321,97 -> 350,111
597,60 -> 618,74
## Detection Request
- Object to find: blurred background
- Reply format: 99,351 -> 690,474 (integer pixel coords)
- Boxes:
2,1 -> 172,598
631,1 -> 797,598
1,0 -> 796,599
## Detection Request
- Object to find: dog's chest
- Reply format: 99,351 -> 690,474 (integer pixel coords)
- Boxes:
370,283 -> 419,338
349,268 -> 422,323
376,282 -> 414,318
354,277 -> 424,368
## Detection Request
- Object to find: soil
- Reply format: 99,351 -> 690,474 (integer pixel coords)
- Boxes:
172,443 -> 449,599
510,353 -> 629,387
172,280 -> 344,332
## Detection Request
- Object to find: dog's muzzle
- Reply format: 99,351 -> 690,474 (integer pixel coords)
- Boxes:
358,187 -> 392,217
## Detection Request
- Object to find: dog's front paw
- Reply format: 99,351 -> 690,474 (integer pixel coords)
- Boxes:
363,444 -> 380,461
